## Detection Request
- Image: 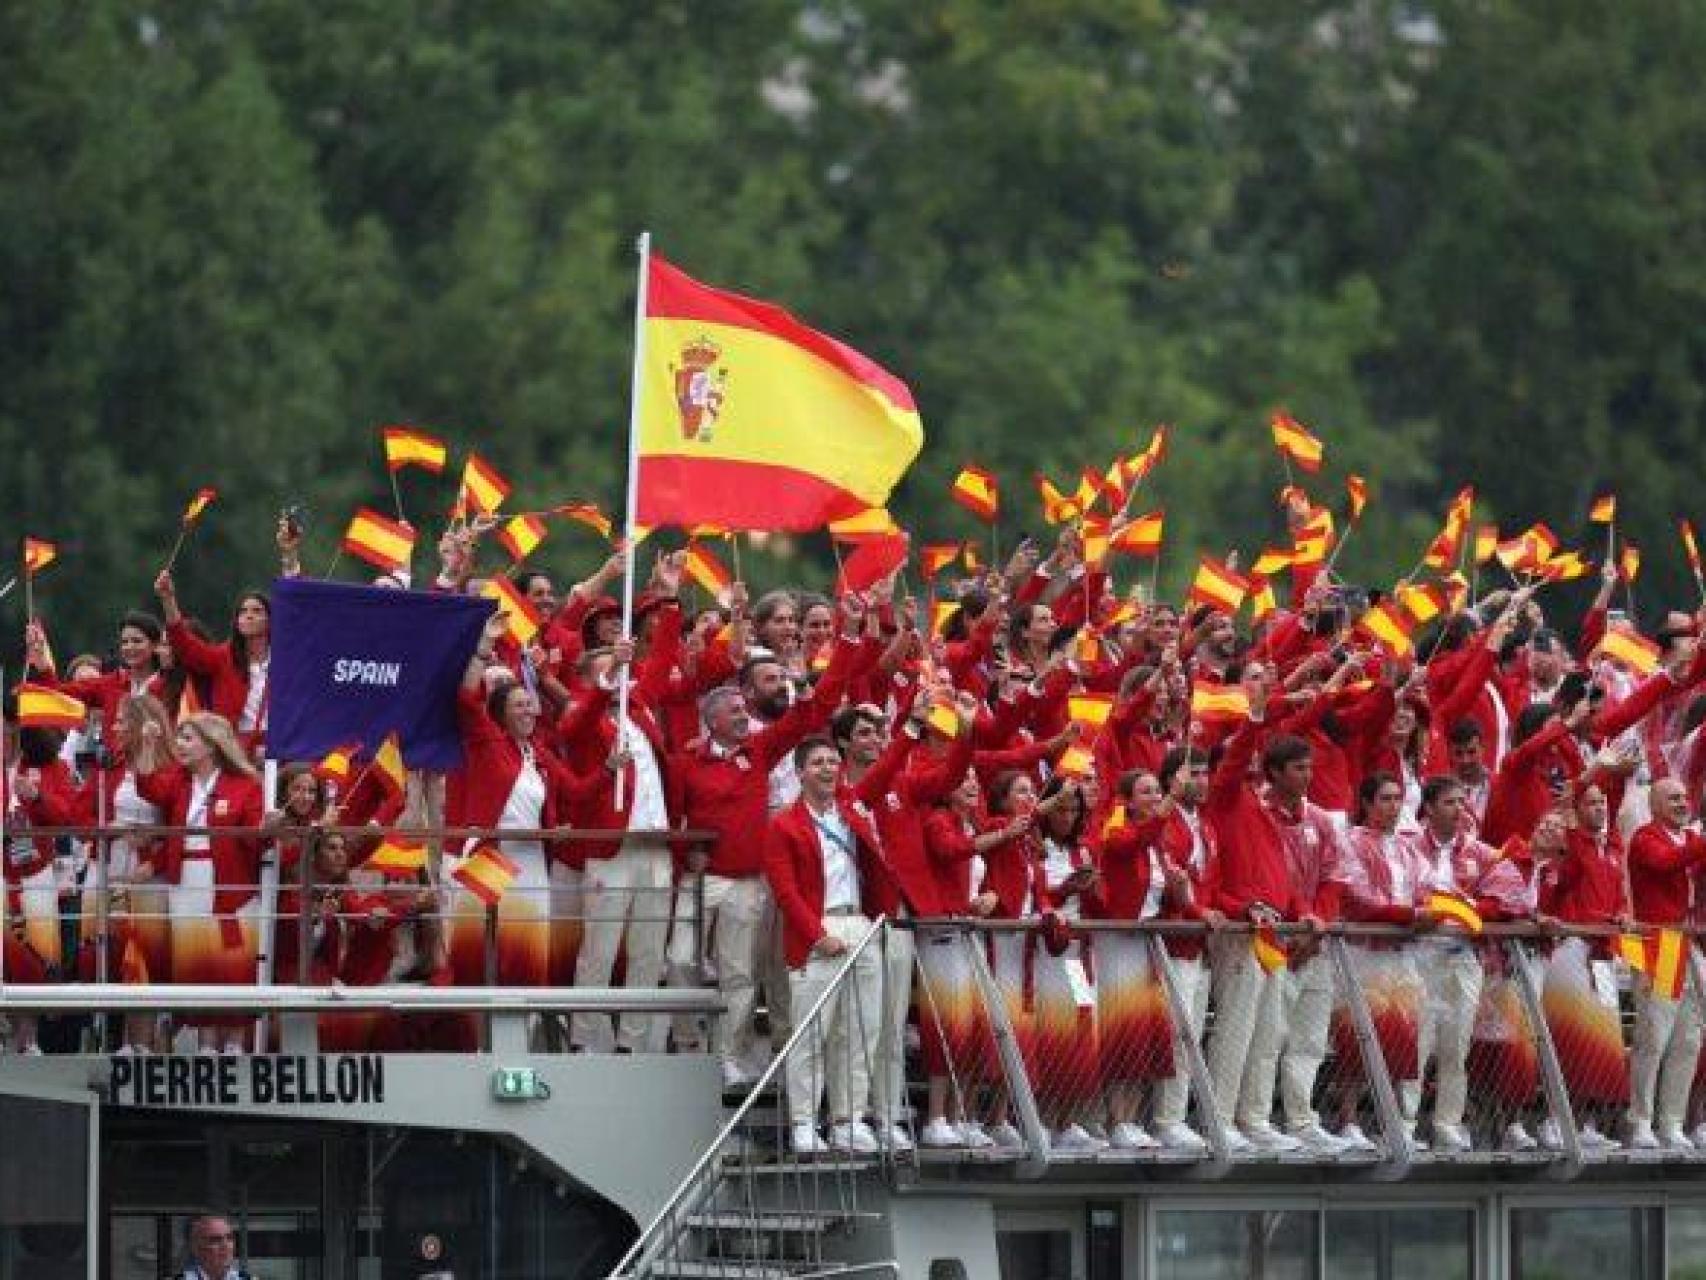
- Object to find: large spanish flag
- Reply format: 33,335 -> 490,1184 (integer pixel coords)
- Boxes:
635,253 -> 924,531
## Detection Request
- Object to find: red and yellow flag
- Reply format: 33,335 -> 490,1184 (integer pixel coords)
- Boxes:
1589,493 -> 1617,525
382,426 -> 449,474
552,503 -> 614,540
1422,486 -> 1475,571
1346,474 -> 1368,521
1253,923 -> 1288,973
1191,679 -> 1250,724
459,453 -> 512,517
181,487 -> 217,525
1649,928 -> 1688,1001
342,508 -> 415,574
364,838 -> 428,878
372,732 -> 407,798
1396,582 -> 1449,626
923,699 -> 962,739
1270,411 -> 1324,473
1067,693 -> 1114,730
920,543 -> 963,581
1056,742 -> 1096,778
636,254 -> 923,531
482,576 -> 542,647
1682,518 -> 1704,580
684,540 -> 734,603
497,514 -> 549,563
1426,890 -> 1484,935
1188,555 -> 1249,614
929,600 -> 959,638
1620,542 -> 1642,583
836,531 -> 908,595
1473,524 -> 1500,566
1035,473 -> 1087,525
827,507 -> 901,543
15,683 -> 86,729
1248,574 -> 1278,622
22,537 -> 57,577
453,845 -> 520,908
1596,624 -> 1662,677
949,464 -> 999,523
313,741 -> 361,788
1357,601 -> 1415,659
1113,510 -> 1165,558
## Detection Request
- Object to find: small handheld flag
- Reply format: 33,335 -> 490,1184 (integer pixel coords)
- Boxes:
382,426 -> 449,474
1270,411 -> 1324,474
16,683 -> 87,729
341,508 -> 416,575
454,845 -> 520,908
949,465 -> 999,523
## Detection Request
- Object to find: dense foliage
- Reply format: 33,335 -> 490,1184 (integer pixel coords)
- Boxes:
4,1 -> 1703,648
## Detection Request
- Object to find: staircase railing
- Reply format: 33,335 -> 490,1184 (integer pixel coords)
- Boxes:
606,915 -> 893,1280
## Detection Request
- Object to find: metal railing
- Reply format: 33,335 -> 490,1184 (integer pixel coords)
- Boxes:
1,821 -> 718,1055
607,916 -> 897,1280
892,917 -> 1706,1179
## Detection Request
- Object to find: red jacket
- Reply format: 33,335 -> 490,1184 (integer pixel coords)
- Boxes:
923,808 -> 986,914
1203,717 -> 1299,919
134,765 -> 265,924
554,601 -> 685,860
5,759 -> 84,881
844,726 -> 974,917
764,797 -> 894,967
168,619 -> 266,743
1159,807 -> 1221,959
31,665 -> 166,737
454,686 -> 589,862
1482,719 -> 1583,846
1628,820 -> 1706,926
669,634 -> 857,877
1540,828 -> 1627,925
979,830 -> 1050,920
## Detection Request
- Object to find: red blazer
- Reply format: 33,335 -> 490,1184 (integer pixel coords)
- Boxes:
1628,820 -> 1706,926
1540,828 -> 1627,925
764,797 -> 893,967
845,725 -> 974,918
1482,719 -> 1583,846
980,829 -> 1050,920
1203,717 -> 1300,919
455,686 -> 587,852
168,619 -> 263,739
923,808 -> 986,914
134,765 -> 264,921
31,665 -> 166,734
553,602 -> 684,860
6,759 -> 85,881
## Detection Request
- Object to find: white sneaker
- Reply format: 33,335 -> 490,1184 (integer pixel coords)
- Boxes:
791,1124 -> 829,1155
1288,1122 -> 1347,1154
112,1043 -> 136,1057
1051,1123 -> 1107,1153
1337,1123 -> 1377,1153
1660,1126 -> 1696,1153
20,1044 -> 43,1057
828,1120 -> 881,1155
1155,1122 -> 1209,1153
1538,1118 -> 1565,1151
1243,1122 -> 1303,1153
1580,1122 -> 1620,1151
1501,1122 -> 1539,1152
1109,1122 -> 1159,1150
1624,1121 -> 1660,1150
1692,1123 -> 1706,1150
877,1121 -> 915,1153
988,1122 -> 1025,1150
921,1119 -> 963,1148
1220,1126 -> 1255,1155
720,1060 -> 756,1091
1433,1124 -> 1472,1153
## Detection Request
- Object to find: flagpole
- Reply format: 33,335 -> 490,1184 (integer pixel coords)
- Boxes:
389,466 -> 408,525
614,230 -> 653,813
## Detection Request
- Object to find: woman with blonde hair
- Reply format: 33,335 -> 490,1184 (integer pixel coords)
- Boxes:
135,711 -> 265,1052
82,693 -> 176,1052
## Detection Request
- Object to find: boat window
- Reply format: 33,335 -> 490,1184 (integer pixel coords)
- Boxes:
1510,1207 -> 1662,1280
1154,1209 -> 1316,1280
997,1228 -> 1073,1280
1325,1208 -> 1474,1280
1666,1204 -> 1706,1277
0,1095 -> 89,1280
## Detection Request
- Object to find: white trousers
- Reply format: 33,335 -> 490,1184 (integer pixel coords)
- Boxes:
1204,934 -> 1287,1130
785,914 -> 884,1128
571,840 -> 675,1052
869,925 -> 915,1128
1277,952 -> 1334,1130
1403,944 -> 1483,1130
667,873 -> 770,1067
1155,953 -> 1211,1127
1630,978 -> 1703,1131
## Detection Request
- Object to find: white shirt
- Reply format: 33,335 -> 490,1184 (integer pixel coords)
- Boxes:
619,713 -> 668,832
1041,838 -> 1084,922
768,753 -> 801,817
809,802 -> 860,911
185,772 -> 218,853
239,656 -> 270,732
499,748 -> 547,833
1384,832 -> 1412,902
